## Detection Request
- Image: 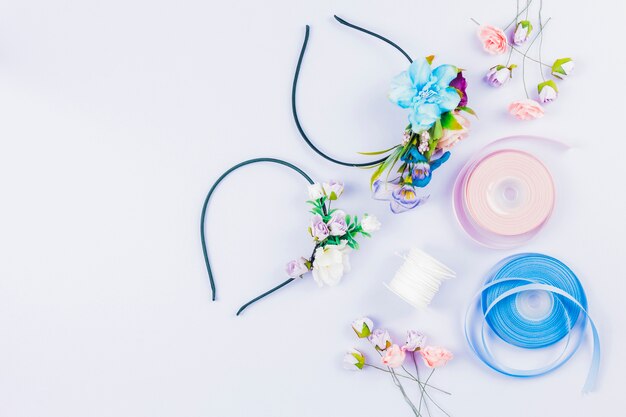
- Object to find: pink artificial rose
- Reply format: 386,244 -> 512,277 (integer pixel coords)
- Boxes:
420,346 -> 453,368
437,112 -> 471,151
381,344 -> 406,368
508,99 -> 545,120
477,25 -> 508,55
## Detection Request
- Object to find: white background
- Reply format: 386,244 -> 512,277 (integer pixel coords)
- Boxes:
1,0 -> 625,416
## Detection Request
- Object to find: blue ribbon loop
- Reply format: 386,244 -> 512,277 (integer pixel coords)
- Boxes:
465,253 -> 600,392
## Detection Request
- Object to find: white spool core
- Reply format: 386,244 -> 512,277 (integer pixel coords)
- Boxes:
515,290 -> 554,321
384,248 -> 456,309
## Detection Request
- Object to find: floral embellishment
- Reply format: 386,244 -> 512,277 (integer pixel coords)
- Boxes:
368,328 -> 392,351
513,20 -> 533,45
508,99 -> 545,120
311,242 -> 351,287
551,57 -> 574,79
404,330 -> 427,352
485,64 -> 516,87
389,57 -> 462,133
381,344 -> 406,368
285,257 -> 309,278
343,317 -> 453,414
477,24 -> 508,54
366,56 -> 475,214
538,80 -> 558,103
295,182 -> 379,287
352,317 -> 374,338
420,346 -> 454,368
343,348 -> 365,370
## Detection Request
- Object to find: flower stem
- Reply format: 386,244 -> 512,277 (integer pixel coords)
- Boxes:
413,353 -> 432,417
390,368 -> 422,417
537,0 -> 547,81
521,16 -> 552,99
503,0 -> 533,30
364,364 -> 449,394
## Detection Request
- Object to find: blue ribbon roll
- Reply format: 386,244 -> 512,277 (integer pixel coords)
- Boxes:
465,253 -> 600,392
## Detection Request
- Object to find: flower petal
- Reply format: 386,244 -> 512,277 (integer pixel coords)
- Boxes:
408,58 -> 432,90
432,64 -> 458,88
409,103 -> 441,132
437,87 -> 461,113
389,71 -> 416,108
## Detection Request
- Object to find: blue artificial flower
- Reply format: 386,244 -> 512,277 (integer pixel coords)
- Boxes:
401,149 -> 451,188
390,185 -> 430,214
389,58 -> 461,133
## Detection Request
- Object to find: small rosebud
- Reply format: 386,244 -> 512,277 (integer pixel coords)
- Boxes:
551,58 -> 574,79
307,183 -> 325,200
351,317 -> 374,338
360,215 -> 381,233
513,20 -> 533,45
343,348 -> 365,370
285,257 -> 309,278
538,80 -> 558,103
368,329 -> 392,351
485,64 -> 516,87
404,330 -> 426,352
322,180 -> 344,201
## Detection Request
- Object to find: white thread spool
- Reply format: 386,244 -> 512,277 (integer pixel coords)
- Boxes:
384,248 -> 456,309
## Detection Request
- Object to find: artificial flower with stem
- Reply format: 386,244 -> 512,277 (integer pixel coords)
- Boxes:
343,317 -> 453,417
472,0 -> 573,119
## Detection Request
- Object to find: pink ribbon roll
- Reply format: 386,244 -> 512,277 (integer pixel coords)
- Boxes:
453,136 -> 569,249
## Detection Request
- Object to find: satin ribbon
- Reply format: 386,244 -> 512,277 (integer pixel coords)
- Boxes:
465,253 -> 600,392
453,135 -> 570,249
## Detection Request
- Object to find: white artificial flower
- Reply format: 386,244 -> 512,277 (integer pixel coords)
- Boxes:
322,180 -> 344,200
307,183 -> 325,200
351,317 -> 374,338
485,65 -> 514,87
539,85 -> 558,103
311,242 -> 351,287
361,215 -> 381,233
513,20 -> 532,45
343,348 -> 365,370
368,328 -> 392,351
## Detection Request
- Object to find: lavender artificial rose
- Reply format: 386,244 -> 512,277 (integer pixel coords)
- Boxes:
404,330 -> 426,352
309,214 -> 330,241
327,210 -> 348,236
285,257 -> 309,278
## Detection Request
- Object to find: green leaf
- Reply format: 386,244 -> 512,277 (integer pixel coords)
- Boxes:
458,106 -> 477,117
358,145 -> 400,156
369,146 -> 404,188
441,111 -> 463,130
432,119 -> 443,140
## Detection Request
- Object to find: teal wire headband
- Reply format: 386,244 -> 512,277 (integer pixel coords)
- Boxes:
201,158 -> 380,315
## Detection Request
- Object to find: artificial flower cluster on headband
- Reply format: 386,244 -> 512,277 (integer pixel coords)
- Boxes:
285,182 -> 380,287
473,0 -> 574,120
367,56 -> 475,213
344,317 -> 453,416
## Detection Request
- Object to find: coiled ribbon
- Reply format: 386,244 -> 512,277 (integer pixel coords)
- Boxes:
385,248 -> 455,309
465,253 -> 600,392
453,135 -> 569,249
